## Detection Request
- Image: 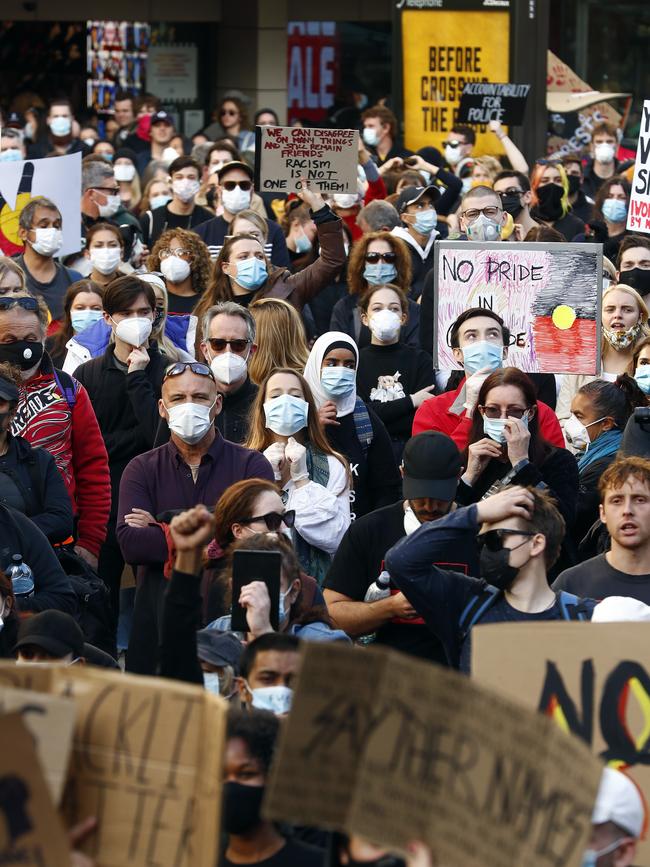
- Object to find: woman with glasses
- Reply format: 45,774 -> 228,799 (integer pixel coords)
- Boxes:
530,161 -> 585,241
245,368 -> 351,584
148,227 -> 213,315
84,222 -> 125,288
216,97 -> 255,166
330,231 -> 420,348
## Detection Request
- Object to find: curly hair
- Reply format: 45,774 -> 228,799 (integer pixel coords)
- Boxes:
218,96 -> 250,132
347,231 -> 412,297
147,228 -> 213,294
225,707 -> 279,775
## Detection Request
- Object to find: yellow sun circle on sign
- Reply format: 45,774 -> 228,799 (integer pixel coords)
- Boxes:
551,305 -> 577,330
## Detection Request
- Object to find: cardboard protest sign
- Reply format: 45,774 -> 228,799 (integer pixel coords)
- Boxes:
457,83 -> 530,126
0,663 -> 227,867
0,712 -> 70,867
254,125 -> 359,195
264,642 -> 602,867
0,152 -> 82,256
473,622 -> 650,865
627,100 -> 650,234
434,241 -> 602,374
0,686 -> 75,804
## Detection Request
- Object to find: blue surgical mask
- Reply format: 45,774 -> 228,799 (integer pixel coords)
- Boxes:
413,209 -> 437,235
263,394 -> 309,436
581,838 -> 625,867
150,194 -> 172,210
234,257 -> 267,291
279,585 -> 294,622
363,262 -> 398,286
635,366 -> 650,394
49,116 -> 72,137
0,149 -> 22,162
295,231 -> 312,254
362,127 -> 379,148
321,366 -> 356,397
601,198 -> 627,223
461,340 -> 504,376
71,310 -> 103,333
483,412 -> 529,444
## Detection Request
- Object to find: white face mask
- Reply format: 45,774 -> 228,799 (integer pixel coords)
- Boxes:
160,255 -> 191,283
114,163 -> 136,182
404,506 -> 421,535
221,185 -> 252,214
565,413 -> 606,451
246,682 -> 293,716
114,316 -> 152,347
30,227 -> 63,257
333,193 -> 358,209
203,672 -> 221,695
594,142 -> 615,164
445,144 -> 463,166
165,399 -> 216,445
210,351 -> 248,385
369,309 -> 402,342
98,194 -> 121,218
90,247 -> 121,275
172,178 -> 200,203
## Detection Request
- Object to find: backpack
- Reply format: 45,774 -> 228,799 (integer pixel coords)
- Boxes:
52,367 -> 78,410
458,586 -> 590,640
54,547 -> 115,657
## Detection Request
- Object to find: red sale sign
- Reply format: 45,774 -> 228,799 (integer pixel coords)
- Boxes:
287,21 -> 339,124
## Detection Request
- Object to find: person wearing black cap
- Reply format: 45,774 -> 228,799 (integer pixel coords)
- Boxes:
135,110 -> 176,175
195,161 -> 291,268
391,184 -> 440,300
14,610 -> 85,663
323,431 -> 470,663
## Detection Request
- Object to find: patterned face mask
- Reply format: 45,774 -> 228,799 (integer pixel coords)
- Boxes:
603,321 -> 643,350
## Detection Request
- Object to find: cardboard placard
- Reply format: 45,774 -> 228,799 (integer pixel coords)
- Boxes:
0,664 -> 227,867
627,100 -> 650,235
473,622 -> 650,866
254,125 -> 359,194
457,83 -> 531,126
0,712 -> 70,867
0,686 -> 76,805
264,642 -> 602,867
434,241 -> 603,374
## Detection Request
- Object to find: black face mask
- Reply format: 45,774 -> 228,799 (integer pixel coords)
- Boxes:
222,782 -> 264,835
567,174 -> 581,196
621,267 -> 650,299
0,340 -> 43,372
501,193 -> 523,218
535,183 -> 564,221
345,855 -> 406,867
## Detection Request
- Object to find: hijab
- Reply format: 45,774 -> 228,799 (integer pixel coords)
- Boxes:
303,331 -> 359,418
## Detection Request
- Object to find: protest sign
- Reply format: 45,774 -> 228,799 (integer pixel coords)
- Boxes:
627,100 -> 650,234
0,152 -> 82,257
0,686 -> 75,804
0,663 -> 227,867
473,622 -> 650,865
434,241 -> 602,374
0,712 -> 70,867
254,125 -> 358,195
457,83 -> 530,126
264,642 -> 602,867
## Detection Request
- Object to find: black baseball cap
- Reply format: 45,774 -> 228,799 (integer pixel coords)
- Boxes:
402,432 -> 461,501
197,629 -> 243,671
14,610 -> 84,659
0,375 -> 18,403
396,184 -> 440,214
217,160 -> 254,182
151,110 -> 173,126
6,112 -> 24,129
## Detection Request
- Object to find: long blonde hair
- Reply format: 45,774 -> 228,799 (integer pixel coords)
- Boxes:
247,297 -> 309,385
602,283 -> 650,365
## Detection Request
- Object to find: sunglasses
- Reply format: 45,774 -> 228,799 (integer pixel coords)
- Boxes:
479,405 -> 530,420
222,180 -> 252,192
220,109 -> 238,116
163,361 -> 216,382
443,140 -> 463,148
477,529 -> 535,552
0,296 -> 38,312
207,337 -> 251,353
239,510 -> 296,532
365,252 -> 397,264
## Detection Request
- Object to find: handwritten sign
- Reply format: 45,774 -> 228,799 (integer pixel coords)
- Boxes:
457,83 -> 530,126
254,125 -> 359,194
474,623 -> 650,866
0,713 -> 70,867
627,100 -> 650,235
264,642 -> 602,867
434,241 -> 602,374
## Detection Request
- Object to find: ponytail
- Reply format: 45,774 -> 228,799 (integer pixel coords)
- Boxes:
579,374 -> 646,429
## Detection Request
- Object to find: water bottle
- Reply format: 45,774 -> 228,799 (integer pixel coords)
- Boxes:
357,571 -> 392,646
8,554 -> 34,598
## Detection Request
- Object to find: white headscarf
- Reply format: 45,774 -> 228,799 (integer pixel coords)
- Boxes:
303,331 -> 359,418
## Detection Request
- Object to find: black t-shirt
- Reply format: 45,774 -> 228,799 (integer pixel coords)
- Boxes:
166,291 -> 201,315
222,839 -> 324,867
553,553 -> 650,605
324,500 -> 452,663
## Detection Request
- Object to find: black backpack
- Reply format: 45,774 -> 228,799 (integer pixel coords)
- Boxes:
53,547 -> 115,658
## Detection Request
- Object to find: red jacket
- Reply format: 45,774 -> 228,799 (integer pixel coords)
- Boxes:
11,357 -> 111,557
342,176 -> 387,241
412,377 -> 564,451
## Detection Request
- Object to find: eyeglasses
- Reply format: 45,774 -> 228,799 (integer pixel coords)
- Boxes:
238,510 -> 296,532
0,296 -> 38,312
207,337 -> 251,353
461,206 -> 501,220
220,109 -> 238,117
365,252 -> 397,264
479,405 -> 530,420
477,529 -> 535,552
163,361 -> 216,382
443,140 -> 464,148
93,186 -> 120,195
159,248 -> 192,260
222,180 -> 252,192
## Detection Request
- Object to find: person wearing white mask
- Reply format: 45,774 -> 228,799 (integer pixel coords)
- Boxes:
81,157 -> 143,243
582,122 -> 620,201
360,105 -> 413,166
440,125 -> 474,174
39,99 -> 87,158
113,148 -> 142,211
116,361 -> 273,675
0,129 -> 26,162
200,301 -> 258,444
139,156 -> 214,248
84,223 -> 125,288
148,227 -> 212,314
356,285 -> 435,463
16,198 -> 83,324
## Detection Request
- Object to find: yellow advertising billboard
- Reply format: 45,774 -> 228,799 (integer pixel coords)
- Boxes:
402,9 -> 510,157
